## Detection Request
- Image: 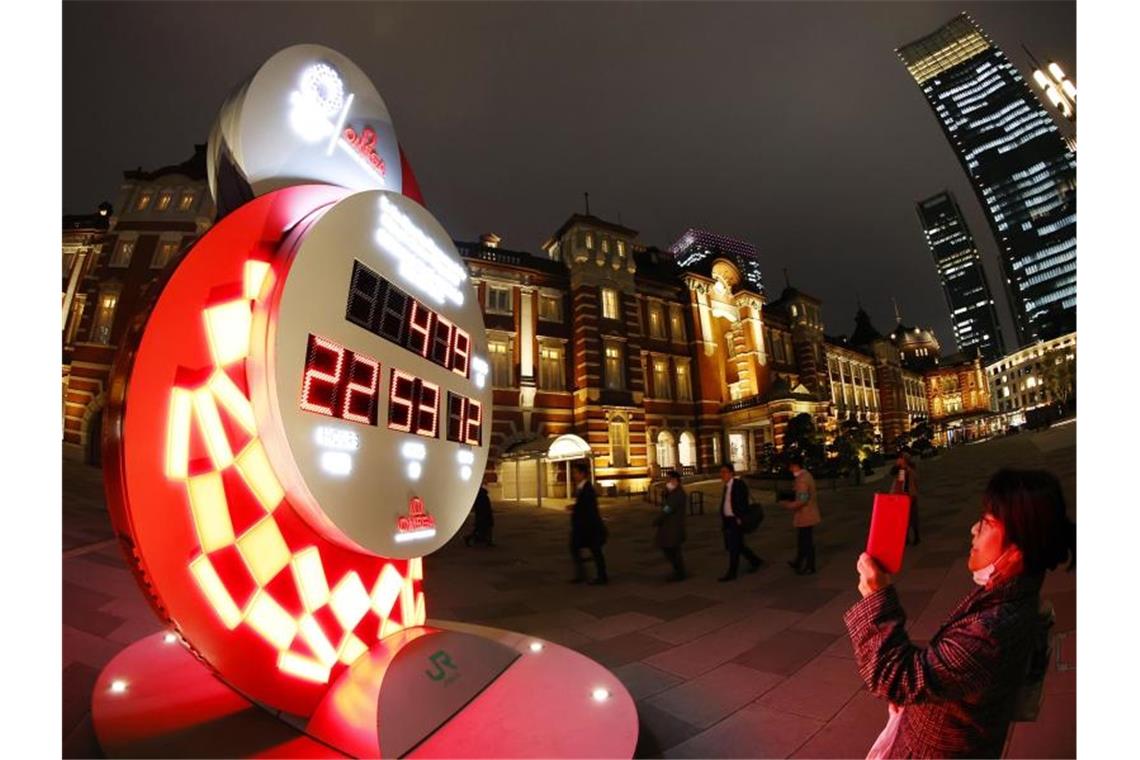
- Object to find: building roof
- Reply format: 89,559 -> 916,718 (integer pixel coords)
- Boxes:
124,144 -> 208,182
456,240 -> 566,277
546,213 -> 638,246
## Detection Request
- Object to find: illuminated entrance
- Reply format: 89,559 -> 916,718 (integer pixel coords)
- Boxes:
500,433 -> 593,507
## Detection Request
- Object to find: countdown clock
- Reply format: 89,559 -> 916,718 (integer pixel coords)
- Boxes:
249,189 -> 491,558
103,185 -> 490,715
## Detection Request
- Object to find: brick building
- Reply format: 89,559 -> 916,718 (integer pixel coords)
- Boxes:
460,217 -> 932,500
63,150 -> 941,490
62,146 -> 215,462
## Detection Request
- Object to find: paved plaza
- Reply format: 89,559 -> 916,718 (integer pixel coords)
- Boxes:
62,423 -> 1076,758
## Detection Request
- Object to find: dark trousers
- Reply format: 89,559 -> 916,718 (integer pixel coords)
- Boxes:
723,517 -> 761,577
662,546 -> 685,578
793,526 -> 816,571
572,542 -> 608,581
907,499 -> 921,545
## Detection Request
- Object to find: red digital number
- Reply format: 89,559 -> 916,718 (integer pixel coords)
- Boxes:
431,315 -> 454,368
416,380 -> 440,438
300,335 -> 345,417
388,369 -> 416,432
452,328 -> 470,378
464,399 -> 482,446
341,353 -> 380,425
408,300 -> 434,358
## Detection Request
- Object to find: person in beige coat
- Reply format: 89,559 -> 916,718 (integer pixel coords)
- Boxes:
779,453 -> 821,575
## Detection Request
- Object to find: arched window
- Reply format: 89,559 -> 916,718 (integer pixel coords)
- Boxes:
678,431 -> 697,468
656,430 -> 676,468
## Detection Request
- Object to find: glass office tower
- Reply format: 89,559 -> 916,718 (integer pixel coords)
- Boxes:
916,191 -> 1006,362
897,13 -> 1076,345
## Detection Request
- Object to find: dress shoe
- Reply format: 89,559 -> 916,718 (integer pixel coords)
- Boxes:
748,560 -> 762,573
787,559 -> 802,570
717,574 -> 737,582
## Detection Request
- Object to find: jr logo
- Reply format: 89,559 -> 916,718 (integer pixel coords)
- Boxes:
425,650 -> 458,682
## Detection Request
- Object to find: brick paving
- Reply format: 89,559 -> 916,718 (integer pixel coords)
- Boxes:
62,423 -> 1076,758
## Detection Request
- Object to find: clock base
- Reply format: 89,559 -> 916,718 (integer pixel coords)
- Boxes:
92,622 -> 637,758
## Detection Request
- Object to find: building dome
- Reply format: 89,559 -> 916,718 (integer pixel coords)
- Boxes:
890,322 -> 941,354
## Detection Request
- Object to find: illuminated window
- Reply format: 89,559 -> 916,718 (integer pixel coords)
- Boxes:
604,342 -> 624,390
675,360 -> 692,401
65,294 -> 86,345
617,240 -> 626,257
156,192 -> 174,211
488,339 -> 513,387
601,239 -> 610,254
669,307 -> 685,342
538,294 -> 562,322
538,343 -> 565,391
653,358 -> 671,399
135,191 -> 153,211
109,239 -> 135,268
178,191 -> 196,211
91,290 -> 119,345
486,285 -> 513,315
648,303 -> 666,339
608,415 -> 629,468
601,288 -> 620,320
585,233 -> 594,251
152,239 -> 180,269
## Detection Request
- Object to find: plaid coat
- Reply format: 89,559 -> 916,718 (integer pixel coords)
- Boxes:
843,575 -> 1043,758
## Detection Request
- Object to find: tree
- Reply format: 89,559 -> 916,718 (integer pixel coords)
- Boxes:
830,418 -> 876,482
784,412 -> 825,468
1040,346 -> 1076,407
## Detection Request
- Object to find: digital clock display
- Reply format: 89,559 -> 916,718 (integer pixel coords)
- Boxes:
347,261 -> 471,378
249,189 -> 491,559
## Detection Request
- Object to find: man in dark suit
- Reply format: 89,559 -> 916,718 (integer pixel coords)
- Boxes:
719,462 -> 762,581
568,460 -> 608,585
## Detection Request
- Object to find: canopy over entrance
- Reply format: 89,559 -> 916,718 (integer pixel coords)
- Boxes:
499,434 -> 593,506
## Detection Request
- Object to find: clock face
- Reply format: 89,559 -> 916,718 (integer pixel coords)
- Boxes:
249,190 -> 491,558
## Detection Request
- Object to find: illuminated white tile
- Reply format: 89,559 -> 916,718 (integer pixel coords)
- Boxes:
329,572 -> 370,631
192,388 -> 234,470
406,461 -> 422,480
243,260 -> 272,301
245,591 -> 298,651
370,565 -> 403,618
209,370 -> 256,434
336,632 -> 368,665
203,300 -> 252,366
189,554 -> 242,630
277,651 -> 331,684
165,388 -> 193,480
237,517 -> 291,586
291,546 -> 330,612
186,472 -> 234,552
298,613 -> 338,666
235,440 -> 284,512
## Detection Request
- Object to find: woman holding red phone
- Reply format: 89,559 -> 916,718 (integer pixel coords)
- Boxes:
844,469 -> 1075,758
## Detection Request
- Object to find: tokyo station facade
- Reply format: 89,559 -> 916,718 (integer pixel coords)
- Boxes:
62,147 -> 996,497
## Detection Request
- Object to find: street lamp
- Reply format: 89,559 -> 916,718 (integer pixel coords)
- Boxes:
1023,46 -> 1076,123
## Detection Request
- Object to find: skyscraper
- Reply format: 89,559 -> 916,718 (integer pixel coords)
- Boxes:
897,13 -> 1076,346
916,190 -> 1006,362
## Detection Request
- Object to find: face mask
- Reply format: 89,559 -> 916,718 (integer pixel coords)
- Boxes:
972,549 -> 1008,586
666,482 -> 677,491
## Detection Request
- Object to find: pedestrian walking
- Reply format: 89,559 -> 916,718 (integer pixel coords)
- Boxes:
779,453 -> 821,575
718,462 -> 762,581
891,450 -> 920,545
654,470 -> 687,581
845,469 -> 1075,758
463,485 -> 494,547
567,460 -> 608,585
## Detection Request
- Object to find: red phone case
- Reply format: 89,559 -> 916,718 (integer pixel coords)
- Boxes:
867,493 -> 911,574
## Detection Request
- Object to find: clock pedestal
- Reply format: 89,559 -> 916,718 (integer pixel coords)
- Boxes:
92,622 -> 638,758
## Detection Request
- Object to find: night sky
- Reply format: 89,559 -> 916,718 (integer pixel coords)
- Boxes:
63,1 -> 1075,350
